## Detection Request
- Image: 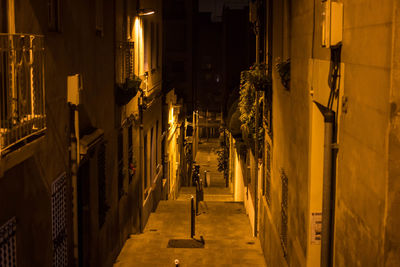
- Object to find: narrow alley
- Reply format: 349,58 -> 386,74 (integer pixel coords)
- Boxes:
2,0 -> 400,266
114,139 -> 266,266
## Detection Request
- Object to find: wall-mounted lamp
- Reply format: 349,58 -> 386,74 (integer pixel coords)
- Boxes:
138,8 -> 155,16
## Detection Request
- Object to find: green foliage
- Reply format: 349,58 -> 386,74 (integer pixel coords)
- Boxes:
239,63 -> 271,154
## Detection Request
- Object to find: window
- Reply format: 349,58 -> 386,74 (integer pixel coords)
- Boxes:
128,125 -> 134,184
156,23 -> 160,67
143,19 -> 149,72
48,0 -> 61,32
97,143 -> 109,227
0,217 -> 17,266
95,0 -> 103,36
155,121 -> 158,167
0,0 -> 7,32
52,173 -> 68,267
264,141 -> 272,205
151,22 -> 155,69
150,127 -> 154,180
118,130 -> 124,199
280,169 -> 288,260
144,134 -> 148,190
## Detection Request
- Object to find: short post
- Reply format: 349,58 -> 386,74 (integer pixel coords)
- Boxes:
191,195 -> 195,238
195,181 -> 199,215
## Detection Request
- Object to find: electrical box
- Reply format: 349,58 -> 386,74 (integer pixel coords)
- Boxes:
67,74 -> 82,105
321,0 -> 343,48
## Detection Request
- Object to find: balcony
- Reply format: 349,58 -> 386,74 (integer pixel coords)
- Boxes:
115,41 -> 140,106
0,34 -> 46,157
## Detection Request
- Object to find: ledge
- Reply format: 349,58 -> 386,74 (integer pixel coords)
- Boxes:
0,134 -> 45,178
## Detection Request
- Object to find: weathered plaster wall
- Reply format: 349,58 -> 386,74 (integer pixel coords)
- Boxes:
259,0 -> 400,266
334,0 -> 393,266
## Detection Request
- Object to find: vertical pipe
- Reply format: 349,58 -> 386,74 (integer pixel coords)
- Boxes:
320,110 -> 334,267
69,105 -> 79,266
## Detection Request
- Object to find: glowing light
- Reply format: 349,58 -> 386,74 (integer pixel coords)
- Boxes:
138,9 -> 155,16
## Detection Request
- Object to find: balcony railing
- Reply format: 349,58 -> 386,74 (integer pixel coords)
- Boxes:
116,41 -> 135,84
0,34 -> 46,156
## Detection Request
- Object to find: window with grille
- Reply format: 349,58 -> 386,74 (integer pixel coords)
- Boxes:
118,130 -> 124,199
98,142 -> 109,228
52,173 -> 68,267
264,141 -> 271,206
0,217 -> 17,267
280,169 -> 288,260
128,125 -> 134,184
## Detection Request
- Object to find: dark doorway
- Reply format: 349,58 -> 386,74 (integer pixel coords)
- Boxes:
77,159 -> 91,267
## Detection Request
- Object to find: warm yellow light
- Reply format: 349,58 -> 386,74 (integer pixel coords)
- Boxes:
138,9 -> 155,16
169,106 -> 174,125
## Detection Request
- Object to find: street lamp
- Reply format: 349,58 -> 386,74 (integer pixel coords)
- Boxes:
138,8 -> 155,16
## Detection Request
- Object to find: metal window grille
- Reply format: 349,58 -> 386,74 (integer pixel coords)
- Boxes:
0,34 -> 46,156
98,142 -> 109,228
264,141 -> 271,206
52,173 -> 68,267
0,217 -> 17,267
116,41 -> 134,84
118,130 -> 124,199
280,169 -> 288,261
128,125 -> 133,184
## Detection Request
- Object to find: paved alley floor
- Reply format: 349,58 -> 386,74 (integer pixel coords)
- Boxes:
114,200 -> 266,267
179,138 -> 233,202
114,139 -> 266,266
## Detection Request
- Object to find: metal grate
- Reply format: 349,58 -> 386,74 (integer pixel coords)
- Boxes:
0,217 -> 17,267
280,169 -> 288,261
52,173 -> 68,267
116,41 -> 134,84
128,125 -> 133,184
264,141 -> 271,206
98,142 -> 109,228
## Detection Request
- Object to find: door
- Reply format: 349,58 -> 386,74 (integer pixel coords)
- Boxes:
77,159 -> 90,267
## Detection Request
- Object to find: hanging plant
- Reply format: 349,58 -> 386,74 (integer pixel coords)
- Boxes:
239,63 -> 271,154
276,58 -> 290,90
115,75 -> 142,106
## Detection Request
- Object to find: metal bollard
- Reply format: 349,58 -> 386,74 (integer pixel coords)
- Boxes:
191,196 -> 195,238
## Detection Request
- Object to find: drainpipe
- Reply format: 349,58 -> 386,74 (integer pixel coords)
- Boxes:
69,105 -> 79,266
315,101 -> 335,267
138,90 -> 144,232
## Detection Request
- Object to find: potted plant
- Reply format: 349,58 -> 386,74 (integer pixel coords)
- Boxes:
115,75 -> 142,106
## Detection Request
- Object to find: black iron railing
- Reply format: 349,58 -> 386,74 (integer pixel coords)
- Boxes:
0,34 -> 46,156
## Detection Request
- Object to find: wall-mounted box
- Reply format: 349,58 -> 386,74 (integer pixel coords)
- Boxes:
67,74 -> 82,105
321,0 -> 343,48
